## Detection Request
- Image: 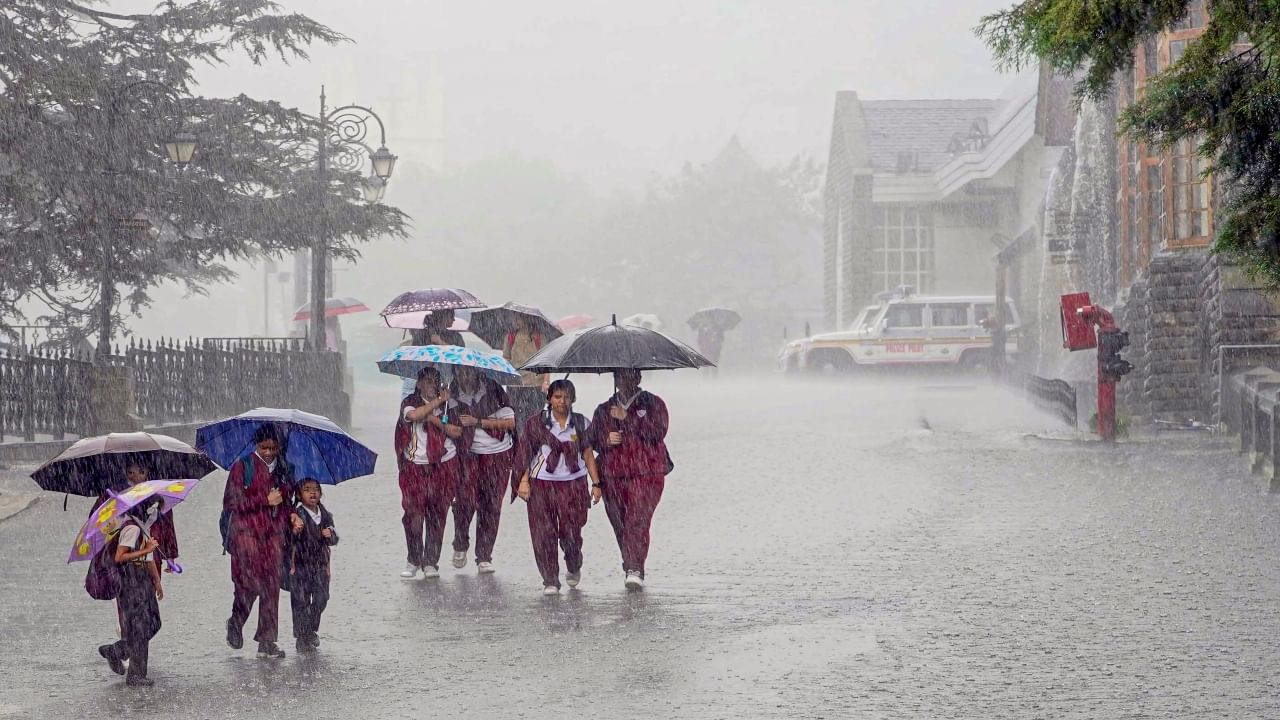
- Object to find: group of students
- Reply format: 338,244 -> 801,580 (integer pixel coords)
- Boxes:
88,309 -> 675,684
396,311 -> 673,595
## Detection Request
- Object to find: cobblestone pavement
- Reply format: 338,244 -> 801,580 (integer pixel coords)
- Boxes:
1,375 -> 1278,719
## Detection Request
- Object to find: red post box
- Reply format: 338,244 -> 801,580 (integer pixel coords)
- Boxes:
1060,292 -> 1097,351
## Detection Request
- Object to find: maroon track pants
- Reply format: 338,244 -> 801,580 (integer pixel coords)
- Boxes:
399,458 -> 458,569
453,448 -> 514,562
526,478 -> 590,589
602,474 -> 665,579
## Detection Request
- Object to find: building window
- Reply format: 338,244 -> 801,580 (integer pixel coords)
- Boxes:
1146,162 -> 1164,251
872,205 -> 933,293
1171,136 -> 1211,241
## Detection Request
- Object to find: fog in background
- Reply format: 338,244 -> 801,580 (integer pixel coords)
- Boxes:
118,0 -> 1015,366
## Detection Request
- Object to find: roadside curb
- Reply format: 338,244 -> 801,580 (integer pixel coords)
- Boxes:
0,492 -> 39,523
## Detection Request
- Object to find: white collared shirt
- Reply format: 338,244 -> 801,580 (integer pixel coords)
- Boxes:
402,398 -> 458,464
456,386 -> 515,455
533,413 -> 591,481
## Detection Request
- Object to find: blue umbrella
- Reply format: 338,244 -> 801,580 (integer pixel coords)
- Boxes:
377,344 -> 521,384
195,408 -> 377,485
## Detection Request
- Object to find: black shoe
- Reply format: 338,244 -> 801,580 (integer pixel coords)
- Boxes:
98,644 -> 125,675
226,618 -> 243,650
256,641 -> 286,659
296,637 -> 313,654
308,634 -> 320,649
125,675 -> 154,687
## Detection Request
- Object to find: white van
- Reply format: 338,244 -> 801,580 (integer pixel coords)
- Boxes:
779,289 -> 1019,373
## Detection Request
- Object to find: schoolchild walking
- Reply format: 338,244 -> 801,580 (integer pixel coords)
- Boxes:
514,379 -> 602,595
287,478 -> 339,653
109,497 -> 164,687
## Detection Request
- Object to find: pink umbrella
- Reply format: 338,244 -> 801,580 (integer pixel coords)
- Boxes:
68,478 -> 202,565
293,297 -> 370,322
557,314 -> 594,332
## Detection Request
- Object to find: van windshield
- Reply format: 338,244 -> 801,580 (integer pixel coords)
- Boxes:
848,306 -> 878,331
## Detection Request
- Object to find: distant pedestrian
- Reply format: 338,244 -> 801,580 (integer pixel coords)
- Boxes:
401,311 -> 467,398
449,365 -> 517,573
106,496 -> 164,687
223,425 -> 292,659
286,478 -> 339,654
696,325 -> 724,367
515,379 -> 602,595
590,369 -> 670,590
94,461 -> 179,679
395,367 -> 463,579
503,313 -> 548,425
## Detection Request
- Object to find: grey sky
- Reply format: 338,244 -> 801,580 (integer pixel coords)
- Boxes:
119,0 -> 1020,338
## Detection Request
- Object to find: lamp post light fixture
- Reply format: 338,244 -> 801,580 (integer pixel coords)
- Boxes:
310,86 -> 397,348
165,131 -> 199,167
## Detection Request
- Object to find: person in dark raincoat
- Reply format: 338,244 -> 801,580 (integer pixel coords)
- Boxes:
223,425 -> 292,659
514,379 -> 602,594
448,365 -> 517,572
96,461 -> 179,679
395,367 -> 462,579
107,496 -> 164,686
286,478 -> 339,653
590,369 -> 670,589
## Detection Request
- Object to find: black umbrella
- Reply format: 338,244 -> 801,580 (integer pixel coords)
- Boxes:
31,432 -> 217,497
469,302 -> 563,349
518,315 -> 715,373
687,307 -> 741,331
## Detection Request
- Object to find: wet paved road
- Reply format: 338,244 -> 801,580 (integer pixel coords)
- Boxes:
3,375 -> 1280,719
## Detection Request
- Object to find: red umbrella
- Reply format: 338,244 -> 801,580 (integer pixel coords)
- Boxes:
556,314 -> 594,333
293,297 -> 370,322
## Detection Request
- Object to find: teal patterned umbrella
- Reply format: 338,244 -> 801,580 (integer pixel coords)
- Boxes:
377,344 -> 520,383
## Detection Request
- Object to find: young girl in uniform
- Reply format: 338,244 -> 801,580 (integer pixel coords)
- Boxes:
515,379 -> 602,594
449,365 -> 517,573
395,367 -> 462,579
287,478 -> 339,653
112,496 -> 164,686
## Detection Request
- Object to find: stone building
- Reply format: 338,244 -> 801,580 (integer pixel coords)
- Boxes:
1040,0 -> 1280,423
822,70 -> 1073,330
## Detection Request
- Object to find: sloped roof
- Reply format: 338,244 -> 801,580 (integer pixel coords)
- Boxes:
859,99 -> 999,172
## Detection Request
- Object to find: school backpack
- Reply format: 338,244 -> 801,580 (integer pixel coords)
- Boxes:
84,527 -> 126,600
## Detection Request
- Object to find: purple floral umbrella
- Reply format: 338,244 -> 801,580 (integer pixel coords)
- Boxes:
68,478 -> 202,568
380,289 -> 485,329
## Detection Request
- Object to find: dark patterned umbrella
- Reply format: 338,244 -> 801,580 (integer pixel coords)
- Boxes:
469,302 -> 563,349
687,307 -> 741,331
518,316 -> 714,374
380,288 -> 485,328
31,432 -> 217,497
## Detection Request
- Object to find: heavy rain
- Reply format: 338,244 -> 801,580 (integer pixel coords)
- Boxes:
3,0 -> 1280,718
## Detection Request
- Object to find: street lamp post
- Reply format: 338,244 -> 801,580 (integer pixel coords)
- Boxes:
312,86 -> 397,349
96,80 -> 197,357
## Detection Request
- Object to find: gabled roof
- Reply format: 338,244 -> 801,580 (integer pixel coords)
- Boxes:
860,99 -> 1000,173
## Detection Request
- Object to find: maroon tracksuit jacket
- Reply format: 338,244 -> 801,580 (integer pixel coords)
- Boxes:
590,391 -> 670,578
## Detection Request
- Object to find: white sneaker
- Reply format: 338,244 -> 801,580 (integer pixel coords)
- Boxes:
451,551 -> 467,569
624,572 -> 644,590
400,564 -> 419,579
543,585 -> 560,596
477,561 -> 495,574
565,572 -> 581,588
422,565 -> 440,579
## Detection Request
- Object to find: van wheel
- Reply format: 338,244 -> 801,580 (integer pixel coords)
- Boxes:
806,349 -> 854,375
959,350 -> 990,373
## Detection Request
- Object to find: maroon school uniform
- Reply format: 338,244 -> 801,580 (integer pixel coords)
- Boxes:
396,393 -> 460,570
590,391 -> 670,579
515,410 -> 593,589
91,490 -> 178,645
450,378 -> 516,564
223,452 -> 290,644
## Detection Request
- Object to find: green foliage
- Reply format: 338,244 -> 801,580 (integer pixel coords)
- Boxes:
0,1 -> 408,343
978,0 -> 1280,286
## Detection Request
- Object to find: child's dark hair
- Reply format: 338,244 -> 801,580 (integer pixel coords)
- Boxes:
252,424 -> 282,445
299,478 -> 322,494
546,379 -> 576,403
416,366 -> 442,384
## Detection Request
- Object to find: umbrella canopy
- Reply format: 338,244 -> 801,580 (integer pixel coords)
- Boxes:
292,297 -> 370,322
621,313 -> 664,332
556,314 -> 594,332
380,289 -> 485,328
518,317 -> 715,374
469,302 -> 563,349
195,408 -> 377,485
378,345 -> 520,384
31,432 -> 216,497
68,478 -> 201,564
688,307 -> 741,332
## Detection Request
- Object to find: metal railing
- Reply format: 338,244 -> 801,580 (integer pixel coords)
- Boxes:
1007,370 -> 1078,429
0,337 -> 346,443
